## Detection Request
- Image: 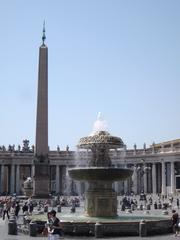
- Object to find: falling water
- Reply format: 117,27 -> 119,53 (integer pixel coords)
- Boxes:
63,167 -> 74,196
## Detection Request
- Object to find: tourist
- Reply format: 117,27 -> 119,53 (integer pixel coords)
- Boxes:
177,198 -> 179,209
148,196 -> 153,205
15,202 -> 20,218
0,200 -> 4,217
29,202 -> 34,214
171,209 -> 179,237
42,211 -> 53,239
71,200 -> 76,213
158,201 -> 162,209
2,201 -> 10,220
22,202 -> 28,214
154,201 -> 157,209
49,209 -> 63,239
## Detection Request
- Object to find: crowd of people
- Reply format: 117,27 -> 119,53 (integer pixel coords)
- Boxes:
119,193 -> 180,237
0,197 -> 20,220
119,193 -> 180,212
0,195 -> 81,222
1,193 -> 180,238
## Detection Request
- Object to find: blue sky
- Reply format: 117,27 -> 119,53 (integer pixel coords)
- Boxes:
0,0 -> 180,150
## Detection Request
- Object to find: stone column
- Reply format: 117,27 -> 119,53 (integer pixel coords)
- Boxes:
59,167 -> 62,194
61,166 -> 67,195
124,180 -> 128,194
143,167 -> 148,194
15,165 -> 20,194
10,164 -> 15,194
31,165 -> 35,178
161,161 -> 166,195
171,161 -> 175,194
152,163 -> 157,194
132,166 -> 138,194
0,165 -> 5,193
114,182 -> 119,194
147,166 -> 152,193
156,163 -> 161,193
56,165 -> 60,194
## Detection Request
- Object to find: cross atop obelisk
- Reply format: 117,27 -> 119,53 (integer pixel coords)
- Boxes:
35,22 -> 48,157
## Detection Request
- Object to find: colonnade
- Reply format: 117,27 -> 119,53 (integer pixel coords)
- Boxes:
131,161 -> 176,195
0,164 -> 32,195
0,164 -> 84,196
0,160 -> 178,196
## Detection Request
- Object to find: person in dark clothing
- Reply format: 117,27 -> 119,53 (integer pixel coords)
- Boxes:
49,209 -> 63,239
177,198 -> 179,209
22,202 -> 28,213
15,202 -> 20,218
2,202 -> 10,220
42,211 -> 53,238
29,203 -> 34,214
172,209 -> 179,237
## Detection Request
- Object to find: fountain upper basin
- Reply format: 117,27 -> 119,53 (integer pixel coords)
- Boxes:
68,167 -> 133,181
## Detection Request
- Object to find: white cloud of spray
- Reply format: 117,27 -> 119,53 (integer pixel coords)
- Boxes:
90,112 -> 108,135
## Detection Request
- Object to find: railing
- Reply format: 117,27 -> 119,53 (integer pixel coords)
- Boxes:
0,146 -> 180,162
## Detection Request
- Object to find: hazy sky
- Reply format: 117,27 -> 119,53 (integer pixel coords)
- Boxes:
0,0 -> 180,150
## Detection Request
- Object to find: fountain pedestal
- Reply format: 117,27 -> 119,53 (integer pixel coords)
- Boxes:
85,181 -> 117,217
68,130 -> 132,218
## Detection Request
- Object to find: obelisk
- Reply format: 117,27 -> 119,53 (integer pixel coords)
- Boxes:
33,23 -> 50,197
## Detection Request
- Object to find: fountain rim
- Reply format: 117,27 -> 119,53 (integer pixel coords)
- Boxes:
68,167 -> 133,182
68,166 -> 133,171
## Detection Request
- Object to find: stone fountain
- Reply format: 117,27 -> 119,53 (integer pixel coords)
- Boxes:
68,115 -> 133,217
30,116 -> 173,237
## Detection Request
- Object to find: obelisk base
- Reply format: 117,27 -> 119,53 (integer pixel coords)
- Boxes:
32,156 -> 50,198
33,176 -> 50,198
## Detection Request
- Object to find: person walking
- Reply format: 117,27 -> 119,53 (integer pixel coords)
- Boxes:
172,209 -> 179,237
29,202 -> 34,215
22,202 -> 28,214
2,202 -> 10,220
177,198 -> 179,209
15,202 -> 20,218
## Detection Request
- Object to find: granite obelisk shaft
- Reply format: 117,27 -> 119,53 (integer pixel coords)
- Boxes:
33,34 -> 50,197
35,44 -> 48,156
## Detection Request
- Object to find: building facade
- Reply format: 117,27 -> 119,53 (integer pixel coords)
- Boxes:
0,29 -> 179,197
0,139 -> 180,196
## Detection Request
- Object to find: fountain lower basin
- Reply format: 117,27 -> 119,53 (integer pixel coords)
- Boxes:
30,210 -> 172,237
68,167 -> 133,181
61,216 -> 172,237
68,167 -> 133,217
